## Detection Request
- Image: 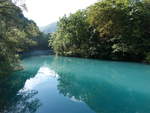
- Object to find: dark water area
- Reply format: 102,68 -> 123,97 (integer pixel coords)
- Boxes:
0,54 -> 150,113
20,50 -> 53,58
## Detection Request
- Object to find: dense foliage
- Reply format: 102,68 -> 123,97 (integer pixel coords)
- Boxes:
50,11 -> 91,57
50,0 -> 150,63
0,0 -> 47,75
31,33 -> 50,50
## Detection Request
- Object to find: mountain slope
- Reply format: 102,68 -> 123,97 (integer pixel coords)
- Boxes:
40,22 -> 57,33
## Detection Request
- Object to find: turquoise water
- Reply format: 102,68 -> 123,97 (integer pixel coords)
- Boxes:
0,55 -> 150,113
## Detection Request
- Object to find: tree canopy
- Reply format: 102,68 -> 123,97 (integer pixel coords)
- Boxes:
50,0 -> 150,62
0,0 -> 42,75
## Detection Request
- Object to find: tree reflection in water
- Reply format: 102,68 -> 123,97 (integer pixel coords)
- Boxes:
1,55 -> 150,113
57,72 -> 150,113
0,66 -> 41,113
54,56 -> 150,113
3,90 -> 41,113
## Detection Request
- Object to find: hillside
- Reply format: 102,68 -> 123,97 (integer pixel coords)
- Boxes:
40,22 -> 57,34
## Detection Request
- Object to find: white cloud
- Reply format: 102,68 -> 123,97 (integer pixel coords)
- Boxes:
23,0 -> 97,27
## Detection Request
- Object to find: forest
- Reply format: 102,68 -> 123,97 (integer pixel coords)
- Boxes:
0,0 -> 150,112
0,0 -> 49,75
50,0 -> 150,62
0,0 -> 150,75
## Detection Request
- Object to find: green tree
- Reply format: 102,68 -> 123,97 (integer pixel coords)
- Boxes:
51,10 -> 92,57
50,0 -> 150,62
0,0 -> 40,75
87,0 -> 150,61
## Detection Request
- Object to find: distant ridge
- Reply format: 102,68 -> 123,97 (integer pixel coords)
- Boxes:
40,22 -> 57,34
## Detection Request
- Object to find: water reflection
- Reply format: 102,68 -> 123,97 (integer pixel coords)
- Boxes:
3,90 -> 41,113
1,55 -> 150,113
21,66 -> 58,91
57,71 -> 150,113
58,74 -> 150,113
0,67 -> 41,113
52,56 -> 150,113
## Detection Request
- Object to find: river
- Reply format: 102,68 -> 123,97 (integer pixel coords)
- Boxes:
0,54 -> 150,113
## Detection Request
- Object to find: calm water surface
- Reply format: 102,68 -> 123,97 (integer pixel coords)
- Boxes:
0,55 -> 150,113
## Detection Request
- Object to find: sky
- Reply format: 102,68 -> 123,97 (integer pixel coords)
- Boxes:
23,0 -> 98,27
